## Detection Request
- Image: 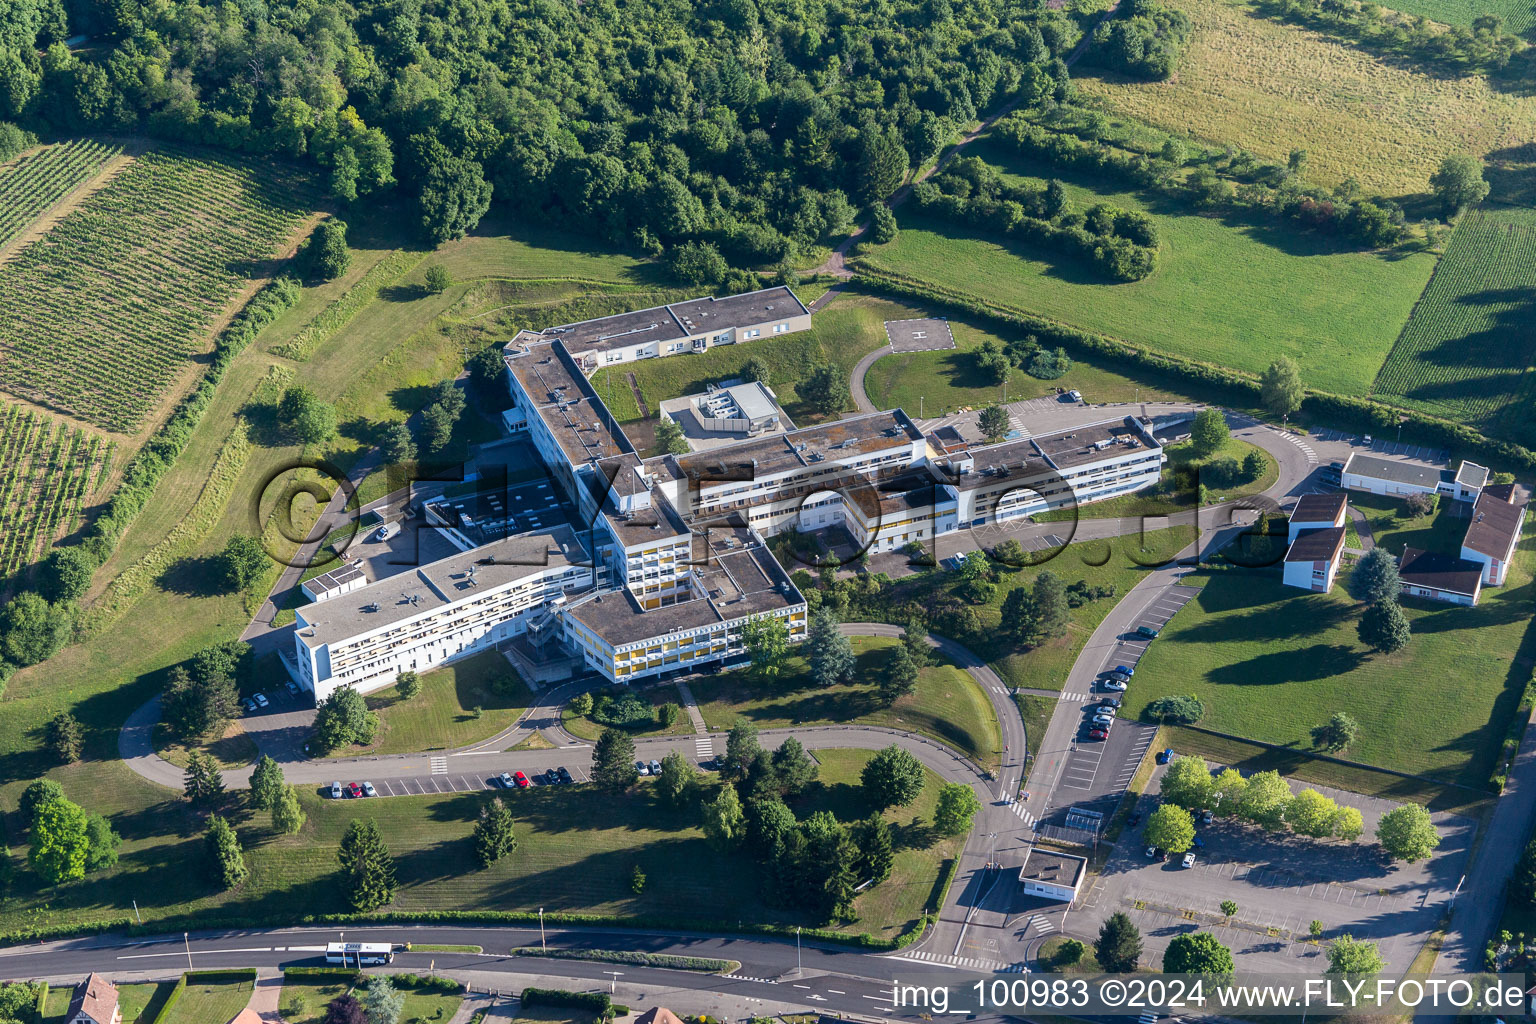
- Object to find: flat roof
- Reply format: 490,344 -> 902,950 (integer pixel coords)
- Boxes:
1464,489 -> 1526,559
531,286 -> 808,354
1030,417 -> 1155,470
720,381 -> 780,423
1399,546 -> 1483,596
601,488 -> 691,546
1455,461 -> 1490,489
306,562 -> 364,595
675,410 -> 922,483
566,529 -> 802,647
1344,453 -> 1449,489
504,341 -> 636,466
1019,847 -> 1086,891
296,525 -> 589,649
935,436 -> 1054,492
1285,526 -> 1346,563
1290,492 -> 1347,523
424,479 -> 569,546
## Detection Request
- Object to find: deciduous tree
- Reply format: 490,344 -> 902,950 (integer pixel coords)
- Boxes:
1376,804 -> 1439,862
978,405 -> 1010,443
655,416 -> 689,455
1163,931 -> 1233,975
1326,934 -> 1384,975
861,746 -> 925,810
701,784 -> 744,849
657,750 -> 698,808
1429,154 -> 1489,215
799,363 -> 850,417
395,671 -> 421,700
935,782 -> 981,835
1311,711 -> 1360,752
1145,804 -> 1195,853
1190,408 -> 1229,456
1159,756 -> 1214,809
29,794 -> 89,885
272,784 -> 306,835
1259,356 -> 1304,418
741,614 -> 791,679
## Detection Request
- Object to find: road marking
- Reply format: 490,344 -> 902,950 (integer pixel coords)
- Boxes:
828,990 -> 846,995
430,756 -> 448,775
793,984 -> 810,989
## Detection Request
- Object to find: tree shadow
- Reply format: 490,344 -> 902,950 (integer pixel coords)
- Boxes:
1206,644 -> 1368,686
157,555 -> 230,599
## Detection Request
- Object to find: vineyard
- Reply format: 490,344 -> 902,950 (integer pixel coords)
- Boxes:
1371,206 -> 1536,430
0,145 -> 318,433
0,138 -> 123,251
0,401 -> 113,579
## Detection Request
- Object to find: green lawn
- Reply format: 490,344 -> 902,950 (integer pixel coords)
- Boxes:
589,292 -> 910,426
1014,693 -> 1056,784
159,973 -> 255,1024
1348,494 -> 1471,558
153,719 -> 260,770
278,974 -> 351,1023
340,650 -> 535,756
688,637 -> 1003,768
561,688 -> 696,742
857,146 -> 1435,397
861,314 -> 1199,419
1124,544 -> 1536,788
794,749 -> 963,937
38,982 -> 175,1024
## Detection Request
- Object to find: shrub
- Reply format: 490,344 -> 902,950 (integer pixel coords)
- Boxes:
1144,694 -> 1205,724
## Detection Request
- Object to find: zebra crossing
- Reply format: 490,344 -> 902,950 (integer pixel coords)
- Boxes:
1002,795 -> 1036,827
1026,914 -> 1056,936
430,756 -> 448,775
900,949 -> 1012,971
722,973 -> 777,984
1275,430 -> 1318,464
694,736 -> 714,760
1058,692 -> 1092,702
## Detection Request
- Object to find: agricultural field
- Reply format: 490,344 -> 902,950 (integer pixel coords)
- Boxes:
1370,205 -> 1536,433
1376,0 -> 1535,32
0,146 -> 317,433
858,152 -> 1434,396
0,401 -> 112,578
1124,540 -> 1536,788
0,139 -> 123,251
1073,0 -> 1536,194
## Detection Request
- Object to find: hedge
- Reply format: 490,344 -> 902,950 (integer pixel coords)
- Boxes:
521,988 -> 613,1015
146,974 -> 187,1024
849,270 -> 1536,475
390,973 -> 463,993
512,948 -> 732,972
32,981 -> 47,1024
282,967 -> 361,979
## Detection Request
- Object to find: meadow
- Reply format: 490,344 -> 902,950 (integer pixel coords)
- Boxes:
346,649 -> 535,756
1073,0 -> 1536,194
0,748 -> 954,944
1370,205 -> 1536,434
0,401 -> 112,579
857,152 -> 1434,397
0,146 -> 317,433
1124,539 -> 1536,788
0,139 -> 123,251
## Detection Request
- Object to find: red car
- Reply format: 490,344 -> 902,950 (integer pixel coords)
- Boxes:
345,782 -> 364,798
513,771 -> 529,788
1088,728 -> 1109,741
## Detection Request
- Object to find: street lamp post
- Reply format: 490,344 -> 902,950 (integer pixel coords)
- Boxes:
184,932 -> 193,971
539,907 -> 546,952
796,926 -> 802,976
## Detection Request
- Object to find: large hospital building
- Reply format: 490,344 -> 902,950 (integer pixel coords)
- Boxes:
290,286 -> 1166,701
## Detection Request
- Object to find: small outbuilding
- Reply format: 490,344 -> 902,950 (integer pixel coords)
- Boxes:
1018,847 -> 1086,903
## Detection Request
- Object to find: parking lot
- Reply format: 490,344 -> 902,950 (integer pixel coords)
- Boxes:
315,762 -> 592,800
1311,428 -> 1450,465
1078,766 -> 1476,971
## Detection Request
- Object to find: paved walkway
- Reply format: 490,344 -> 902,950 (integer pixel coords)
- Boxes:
247,967 -> 283,1023
675,681 -> 708,736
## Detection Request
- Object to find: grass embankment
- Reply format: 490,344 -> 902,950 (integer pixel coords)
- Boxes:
153,719 -> 260,770
1124,536 -> 1536,790
1073,0 -> 1536,194
857,146 -> 1433,398
332,649 -> 535,756
689,636 -> 1003,768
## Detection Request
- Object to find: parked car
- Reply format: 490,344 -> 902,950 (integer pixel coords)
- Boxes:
362,781 -> 376,797
513,771 -> 529,788
1136,625 -> 1160,640
1144,845 -> 1158,859
1088,727 -> 1109,740
1068,390 -> 1082,402
328,781 -> 342,799
1155,748 -> 1175,765
1182,851 -> 1196,868
1107,670 -> 1133,684
557,766 -> 573,784
374,522 -> 400,542
1091,712 -> 1115,727
498,772 -> 515,788
1097,697 -> 1122,709
241,697 -> 257,713
1113,664 -> 1135,678
345,782 -> 363,799
649,759 -> 663,775
1101,678 -> 1128,692
253,692 -> 269,709
284,680 -> 300,695
636,760 -> 650,776
545,768 -> 559,785
1199,808 -> 1214,825
1362,434 -> 1373,446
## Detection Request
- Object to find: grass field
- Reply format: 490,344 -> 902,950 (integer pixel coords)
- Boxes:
277,976 -> 461,1024
159,973 -> 255,1024
329,649 -> 536,756
0,146 -> 318,433
1123,540 -> 1536,787
1073,0 -> 1536,194
858,150 -> 1434,397
689,636 -> 1003,767
0,400 -> 112,578
1371,205 -> 1536,434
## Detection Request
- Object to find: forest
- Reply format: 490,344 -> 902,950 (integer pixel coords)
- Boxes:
0,0 -> 1130,262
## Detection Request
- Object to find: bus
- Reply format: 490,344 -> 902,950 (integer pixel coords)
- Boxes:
325,942 -> 394,966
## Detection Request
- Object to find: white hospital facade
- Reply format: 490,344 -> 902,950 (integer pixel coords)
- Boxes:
290,287 -> 1168,701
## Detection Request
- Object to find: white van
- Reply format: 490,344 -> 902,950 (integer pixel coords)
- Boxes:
374,522 -> 401,542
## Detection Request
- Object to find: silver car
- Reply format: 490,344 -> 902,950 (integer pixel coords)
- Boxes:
636,760 -> 650,776
362,781 -> 377,797
328,781 -> 342,799
649,759 -> 663,775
